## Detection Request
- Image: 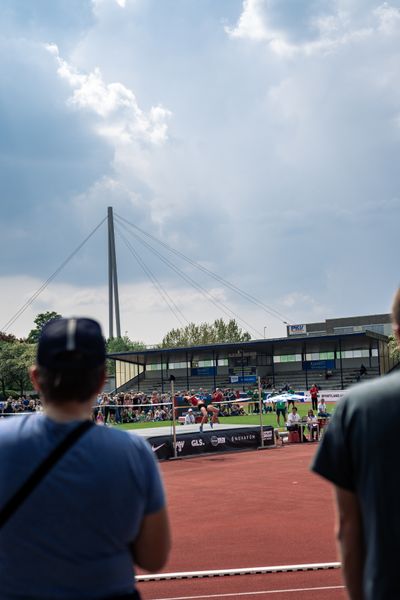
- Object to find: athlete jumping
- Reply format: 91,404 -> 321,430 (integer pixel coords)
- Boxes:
184,392 -> 219,432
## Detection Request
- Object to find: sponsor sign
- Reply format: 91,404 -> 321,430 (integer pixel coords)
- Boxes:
147,426 -> 275,460
303,389 -> 346,403
191,367 -> 216,377
229,375 -> 257,384
302,359 -> 336,371
288,324 -> 307,335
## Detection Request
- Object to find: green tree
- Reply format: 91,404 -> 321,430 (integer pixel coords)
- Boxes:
0,332 -> 17,343
0,339 -> 36,397
27,311 -> 62,344
161,318 -> 251,348
106,335 -> 146,376
388,335 -> 400,363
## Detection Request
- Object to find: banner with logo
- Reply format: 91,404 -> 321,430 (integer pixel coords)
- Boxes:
302,359 -> 336,371
147,425 -> 275,460
302,389 -> 346,403
229,375 -> 257,384
191,367 -> 216,377
288,324 -> 307,335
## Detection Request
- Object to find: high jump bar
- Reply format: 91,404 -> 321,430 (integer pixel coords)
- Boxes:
136,561 -> 341,582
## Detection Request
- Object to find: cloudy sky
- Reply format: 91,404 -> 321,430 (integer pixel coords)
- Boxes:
1,0 -> 399,343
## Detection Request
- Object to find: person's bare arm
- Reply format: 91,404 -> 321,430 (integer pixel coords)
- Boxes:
132,507 -> 171,572
335,486 -> 365,600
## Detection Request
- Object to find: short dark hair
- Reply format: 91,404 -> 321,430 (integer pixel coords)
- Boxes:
37,359 -> 104,404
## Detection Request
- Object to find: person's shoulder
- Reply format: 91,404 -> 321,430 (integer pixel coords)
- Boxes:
338,372 -> 400,419
92,425 -> 151,452
346,372 -> 400,402
0,414 -> 43,446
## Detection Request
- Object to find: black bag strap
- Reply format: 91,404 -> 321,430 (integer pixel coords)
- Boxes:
0,420 -> 94,529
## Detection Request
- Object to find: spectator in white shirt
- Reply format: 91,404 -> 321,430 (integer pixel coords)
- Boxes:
286,406 -> 301,427
317,399 -> 330,418
307,409 -> 319,441
286,406 -> 307,442
184,409 -> 195,425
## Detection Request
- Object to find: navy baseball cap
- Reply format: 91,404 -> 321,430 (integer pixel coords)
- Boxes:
37,317 -> 106,369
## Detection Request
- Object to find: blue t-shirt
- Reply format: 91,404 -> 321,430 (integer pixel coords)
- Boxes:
0,414 -> 165,599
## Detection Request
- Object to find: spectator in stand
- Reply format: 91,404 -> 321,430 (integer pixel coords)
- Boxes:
154,408 -> 163,422
26,399 -> 37,413
317,398 -> 330,418
96,409 -> 104,425
286,406 -> 307,442
307,410 -> 319,441
3,399 -> 14,416
309,383 -> 319,412
230,402 -> 245,416
184,409 -> 195,425
212,388 -> 223,407
100,394 -> 110,424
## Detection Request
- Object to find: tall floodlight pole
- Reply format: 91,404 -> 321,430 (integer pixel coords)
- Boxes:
108,210 -> 114,339
107,207 -> 121,338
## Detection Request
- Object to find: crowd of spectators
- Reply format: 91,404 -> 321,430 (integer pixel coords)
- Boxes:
0,396 -> 42,415
93,391 -> 173,425
92,386 -> 267,425
0,383 -> 295,424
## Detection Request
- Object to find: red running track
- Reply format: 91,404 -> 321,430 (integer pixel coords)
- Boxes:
137,444 -> 347,599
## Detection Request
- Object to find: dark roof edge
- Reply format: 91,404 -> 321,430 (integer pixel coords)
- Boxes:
108,330 -> 388,361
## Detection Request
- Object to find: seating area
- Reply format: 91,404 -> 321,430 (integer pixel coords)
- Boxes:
276,416 -> 330,445
116,364 -> 380,397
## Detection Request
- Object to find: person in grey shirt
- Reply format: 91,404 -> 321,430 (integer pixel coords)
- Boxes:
312,288 -> 400,600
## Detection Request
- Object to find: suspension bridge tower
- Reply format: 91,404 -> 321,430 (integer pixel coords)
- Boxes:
107,206 -> 121,339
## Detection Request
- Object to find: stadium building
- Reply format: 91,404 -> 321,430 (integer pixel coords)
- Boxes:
108,313 -> 396,394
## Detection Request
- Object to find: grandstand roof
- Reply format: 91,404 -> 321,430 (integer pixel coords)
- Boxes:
108,330 -> 388,365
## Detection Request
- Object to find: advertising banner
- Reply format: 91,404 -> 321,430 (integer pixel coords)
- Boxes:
302,389 -> 346,403
191,367 -> 216,377
288,324 -> 307,335
302,359 -> 336,371
147,426 -> 275,460
229,375 -> 257,384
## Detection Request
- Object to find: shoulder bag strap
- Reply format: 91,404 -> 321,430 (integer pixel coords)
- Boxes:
0,420 -> 94,529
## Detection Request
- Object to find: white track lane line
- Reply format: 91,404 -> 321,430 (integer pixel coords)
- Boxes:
148,584 -> 345,600
137,562 -> 341,581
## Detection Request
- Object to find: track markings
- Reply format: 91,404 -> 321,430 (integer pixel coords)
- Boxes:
148,585 -> 346,600
137,562 -> 341,582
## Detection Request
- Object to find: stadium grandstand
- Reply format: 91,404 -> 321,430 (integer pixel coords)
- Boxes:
108,313 -> 396,395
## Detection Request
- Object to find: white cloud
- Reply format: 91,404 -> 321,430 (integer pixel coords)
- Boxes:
3,0 -> 400,340
92,0 -> 128,8
374,2 -> 400,34
45,43 -> 171,146
0,275 -> 276,343
225,0 -> 269,42
226,1 -> 399,57
281,292 -> 328,321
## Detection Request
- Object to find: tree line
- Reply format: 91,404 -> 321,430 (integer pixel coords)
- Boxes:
0,312 -> 251,397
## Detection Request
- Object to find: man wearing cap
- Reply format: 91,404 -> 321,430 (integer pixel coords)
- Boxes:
0,317 -> 170,600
